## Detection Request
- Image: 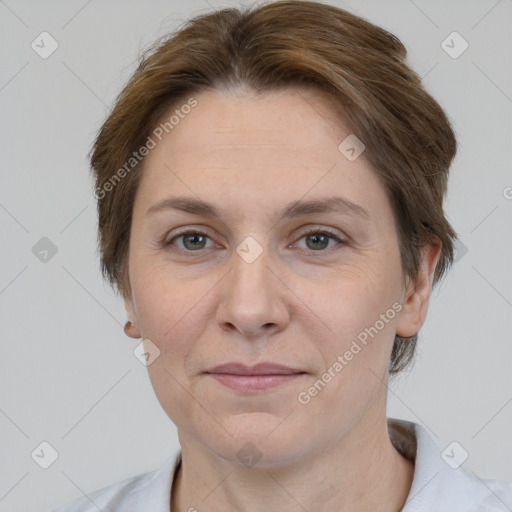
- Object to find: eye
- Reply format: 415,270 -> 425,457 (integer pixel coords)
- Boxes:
293,228 -> 346,252
165,229 -> 216,252
164,227 -> 347,254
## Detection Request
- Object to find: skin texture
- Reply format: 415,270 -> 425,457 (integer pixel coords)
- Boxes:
123,87 -> 441,512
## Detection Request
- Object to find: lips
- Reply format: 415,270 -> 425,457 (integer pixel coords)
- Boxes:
205,362 -> 305,376
205,362 -> 306,392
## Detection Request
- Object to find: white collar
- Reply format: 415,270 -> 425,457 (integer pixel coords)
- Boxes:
389,418 -> 512,511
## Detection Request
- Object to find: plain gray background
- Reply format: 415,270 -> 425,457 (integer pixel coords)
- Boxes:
1,0 -> 511,510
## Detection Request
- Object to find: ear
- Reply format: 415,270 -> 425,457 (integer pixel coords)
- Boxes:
123,289 -> 142,339
396,240 -> 442,338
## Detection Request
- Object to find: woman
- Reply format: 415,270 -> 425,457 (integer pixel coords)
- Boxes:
52,1 -> 512,510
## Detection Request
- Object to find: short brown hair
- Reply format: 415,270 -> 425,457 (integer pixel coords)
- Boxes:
90,0 -> 457,374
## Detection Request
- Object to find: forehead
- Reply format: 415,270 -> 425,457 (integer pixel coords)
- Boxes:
157,87 -> 348,163
133,87 -> 391,225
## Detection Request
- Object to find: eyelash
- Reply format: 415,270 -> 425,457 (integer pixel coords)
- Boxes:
163,227 -> 347,255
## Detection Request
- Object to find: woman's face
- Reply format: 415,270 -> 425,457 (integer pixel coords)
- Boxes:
125,87 -> 425,465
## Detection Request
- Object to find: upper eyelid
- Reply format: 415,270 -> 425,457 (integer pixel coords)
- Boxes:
167,225 -> 345,239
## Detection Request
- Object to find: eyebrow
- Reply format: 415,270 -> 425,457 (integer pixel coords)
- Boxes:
146,195 -> 369,221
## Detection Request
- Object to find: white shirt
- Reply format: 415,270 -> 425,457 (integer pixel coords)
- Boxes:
51,418 -> 512,511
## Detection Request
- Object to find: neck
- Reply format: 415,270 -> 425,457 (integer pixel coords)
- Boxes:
171,413 -> 415,512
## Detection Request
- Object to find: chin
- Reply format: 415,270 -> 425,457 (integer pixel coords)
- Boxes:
201,414 -> 309,468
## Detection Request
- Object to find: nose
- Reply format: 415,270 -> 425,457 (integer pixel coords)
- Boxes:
216,244 -> 290,339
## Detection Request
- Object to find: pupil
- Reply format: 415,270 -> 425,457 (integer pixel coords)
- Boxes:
307,234 -> 328,250
185,234 -> 205,250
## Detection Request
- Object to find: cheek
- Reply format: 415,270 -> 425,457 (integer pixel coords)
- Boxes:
294,279 -> 400,428
293,262 -> 402,386
131,259 -> 205,335
134,271 -> 210,423
296,257 -> 400,330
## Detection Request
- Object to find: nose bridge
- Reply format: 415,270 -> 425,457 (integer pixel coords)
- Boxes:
234,241 -> 271,292
217,236 -> 288,336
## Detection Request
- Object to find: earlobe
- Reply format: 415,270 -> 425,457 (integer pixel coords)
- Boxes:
123,293 -> 142,339
396,241 -> 442,338
124,320 -> 141,339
